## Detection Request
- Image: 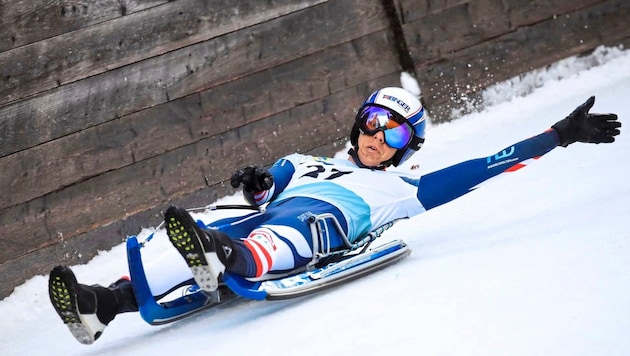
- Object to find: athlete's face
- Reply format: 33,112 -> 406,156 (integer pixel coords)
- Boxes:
356,130 -> 397,167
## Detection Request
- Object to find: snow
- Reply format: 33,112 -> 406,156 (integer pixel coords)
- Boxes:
2,46 -> 630,356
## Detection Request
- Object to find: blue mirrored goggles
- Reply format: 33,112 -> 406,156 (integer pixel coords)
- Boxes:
358,105 -> 414,149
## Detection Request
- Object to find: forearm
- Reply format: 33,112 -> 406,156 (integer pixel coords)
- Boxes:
417,130 -> 560,210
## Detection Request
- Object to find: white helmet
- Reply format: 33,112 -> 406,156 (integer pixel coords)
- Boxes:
350,87 -> 426,168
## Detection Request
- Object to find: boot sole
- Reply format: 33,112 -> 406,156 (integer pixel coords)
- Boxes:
48,266 -> 99,345
165,207 -> 221,292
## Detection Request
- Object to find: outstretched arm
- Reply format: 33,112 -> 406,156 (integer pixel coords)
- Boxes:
416,96 -> 621,210
417,130 -> 559,210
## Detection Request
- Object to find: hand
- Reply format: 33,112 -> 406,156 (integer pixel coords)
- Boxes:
551,96 -> 621,147
230,165 -> 274,192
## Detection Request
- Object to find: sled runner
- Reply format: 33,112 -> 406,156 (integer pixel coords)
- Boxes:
127,205 -> 411,325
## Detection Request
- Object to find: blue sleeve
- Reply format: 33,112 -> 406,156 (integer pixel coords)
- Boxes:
268,157 -> 296,197
417,130 -> 560,210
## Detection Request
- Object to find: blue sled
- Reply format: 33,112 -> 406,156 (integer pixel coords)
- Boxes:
127,236 -> 234,325
127,234 -> 410,324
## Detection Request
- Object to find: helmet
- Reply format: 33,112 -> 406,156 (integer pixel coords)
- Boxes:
350,87 -> 426,167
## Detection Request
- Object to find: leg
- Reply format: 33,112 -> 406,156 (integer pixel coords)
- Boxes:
48,266 -> 137,344
139,212 -> 265,298
165,206 -> 237,292
238,225 -> 312,277
166,198 -> 349,291
239,197 -> 350,277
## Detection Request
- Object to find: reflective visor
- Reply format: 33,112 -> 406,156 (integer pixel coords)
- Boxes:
358,105 -> 414,149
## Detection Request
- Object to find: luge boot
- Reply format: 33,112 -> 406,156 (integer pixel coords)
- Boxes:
48,265 -> 138,344
165,205 -> 235,292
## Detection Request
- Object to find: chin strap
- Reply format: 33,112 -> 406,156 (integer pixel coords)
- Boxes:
347,147 -> 387,170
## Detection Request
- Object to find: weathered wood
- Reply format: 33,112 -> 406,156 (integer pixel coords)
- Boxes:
401,0 -> 511,66
0,0 -> 167,52
395,0 -> 605,25
0,27 -> 398,211
400,0 -> 607,67
503,0 -> 607,28
0,0 -> 387,159
0,0 -> 330,107
411,0 -> 630,121
394,0 -> 468,24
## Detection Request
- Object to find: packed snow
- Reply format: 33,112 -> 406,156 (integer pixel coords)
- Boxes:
2,46 -> 629,356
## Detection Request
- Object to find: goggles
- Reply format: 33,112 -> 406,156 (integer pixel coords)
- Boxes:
358,105 -> 414,149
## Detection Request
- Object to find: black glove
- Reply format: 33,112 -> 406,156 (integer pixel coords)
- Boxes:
551,96 -> 621,147
230,165 -> 274,192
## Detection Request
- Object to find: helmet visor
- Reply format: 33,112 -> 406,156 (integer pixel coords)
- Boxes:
358,105 -> 414,149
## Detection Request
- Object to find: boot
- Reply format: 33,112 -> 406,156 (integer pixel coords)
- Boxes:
48,265 -> 138,344
165,205 -> 235,292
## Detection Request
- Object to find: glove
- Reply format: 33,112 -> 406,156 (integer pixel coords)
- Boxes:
230,165 -> 274,192
551,96 -> 621,147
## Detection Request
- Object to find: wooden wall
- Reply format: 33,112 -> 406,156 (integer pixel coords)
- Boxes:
402,0 -> 630,119
1,0 -> 628,299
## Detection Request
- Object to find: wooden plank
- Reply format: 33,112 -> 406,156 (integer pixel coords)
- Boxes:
0,0 -> 330,107
395,0 -> 605,25
0,0 -> 387,159
394,0 -> 467,24
414,0 -> 630,121
503,0 -> 607,29
0,94 -> 203,211
398,0 -> 606,66
0,0 -> 170,52
402,0 -> 511,66
0,27 -> 399,211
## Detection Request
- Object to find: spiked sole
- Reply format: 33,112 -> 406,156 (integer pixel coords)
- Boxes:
165,207 -> 221,292
48,267 -> 100,345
